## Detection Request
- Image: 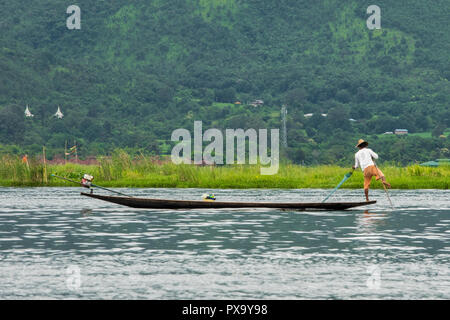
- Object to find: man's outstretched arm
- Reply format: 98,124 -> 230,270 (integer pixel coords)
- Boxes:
352,155 -> 359,170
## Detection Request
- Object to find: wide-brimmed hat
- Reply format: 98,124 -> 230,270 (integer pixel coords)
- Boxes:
356,139 -> 368,148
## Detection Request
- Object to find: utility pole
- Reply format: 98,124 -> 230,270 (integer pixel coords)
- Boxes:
74,140 -> 78,163
43,146 -> 48,184
281,105 -> 288,148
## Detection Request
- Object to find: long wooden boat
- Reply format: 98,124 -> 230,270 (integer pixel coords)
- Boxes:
81,192 -> 376,210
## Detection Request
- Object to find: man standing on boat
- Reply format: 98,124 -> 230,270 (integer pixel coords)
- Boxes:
352,139 -> 391,202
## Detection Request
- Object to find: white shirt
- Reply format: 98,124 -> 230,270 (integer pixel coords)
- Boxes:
354,148 -> 378,171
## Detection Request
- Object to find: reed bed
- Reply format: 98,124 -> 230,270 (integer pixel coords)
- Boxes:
0,153 -> 448,189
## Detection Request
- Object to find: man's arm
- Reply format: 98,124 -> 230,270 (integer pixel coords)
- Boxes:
352,154 -> 359,170
369,149 -> 379,160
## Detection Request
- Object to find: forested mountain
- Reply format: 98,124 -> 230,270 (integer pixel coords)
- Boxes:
0,0 -> 449,164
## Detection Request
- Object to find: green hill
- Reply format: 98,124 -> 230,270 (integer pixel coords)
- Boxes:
0,0 -> 449,164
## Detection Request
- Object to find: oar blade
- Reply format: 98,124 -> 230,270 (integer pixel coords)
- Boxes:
321,172 -> 353,203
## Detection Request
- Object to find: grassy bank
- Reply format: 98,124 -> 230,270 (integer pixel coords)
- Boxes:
0,153 -> 448,189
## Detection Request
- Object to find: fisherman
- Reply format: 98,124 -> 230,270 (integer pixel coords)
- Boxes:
352,139 -> 391,202
22,154 -> 30,169
81,174 -> 94,188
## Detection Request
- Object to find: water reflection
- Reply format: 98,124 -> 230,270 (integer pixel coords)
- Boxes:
356,210 -> 389,233
80,209 -> 93,216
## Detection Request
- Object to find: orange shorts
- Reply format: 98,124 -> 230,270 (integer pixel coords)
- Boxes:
363,165 -> 384,189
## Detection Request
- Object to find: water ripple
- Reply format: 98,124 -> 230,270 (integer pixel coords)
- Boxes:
0,187 -> 449,299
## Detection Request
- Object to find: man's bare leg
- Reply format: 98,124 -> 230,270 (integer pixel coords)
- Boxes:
364,188 -> 370,202
381,177 -> 391,188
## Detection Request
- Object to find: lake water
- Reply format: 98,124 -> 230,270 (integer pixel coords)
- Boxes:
0,187 -> 448,299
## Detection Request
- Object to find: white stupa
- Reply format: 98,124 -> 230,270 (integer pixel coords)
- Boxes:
25,105 -> 34,117
54,106 -> 64,119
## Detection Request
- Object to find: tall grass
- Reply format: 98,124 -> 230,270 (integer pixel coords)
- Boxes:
0,155 -> 46,186
0,153 -> 448,189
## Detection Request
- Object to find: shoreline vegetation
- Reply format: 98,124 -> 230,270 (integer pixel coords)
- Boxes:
0,153 -> 448,189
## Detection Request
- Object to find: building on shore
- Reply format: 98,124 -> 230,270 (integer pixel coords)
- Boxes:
420,159 -> 450,167
394,129 -> 408,135
249,99 -> 264,107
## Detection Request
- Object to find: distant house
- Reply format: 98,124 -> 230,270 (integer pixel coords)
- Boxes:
394,129 -> 408,135
384,131 -> 394,135
250,99 -> 264,107
420,161 -> 439,167
234,101 -> 242,105
303,113 -> 328,118
420,159 -> 449,167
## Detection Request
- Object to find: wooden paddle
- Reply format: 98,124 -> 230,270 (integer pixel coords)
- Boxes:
51,174 -> 133,197
373,161 -> 394,209
322,169 -> 354,203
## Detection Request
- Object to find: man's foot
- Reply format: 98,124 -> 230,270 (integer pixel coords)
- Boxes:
383,181 -> 391,189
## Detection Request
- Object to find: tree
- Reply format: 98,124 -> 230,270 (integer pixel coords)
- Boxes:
336,89 -> 351,103
215,88 -> 236,103
0,106 -> 25,143
156,86 -> 174,104
432,124 -> 446,138
327,105 -> 350,131
284,88 -> 307,108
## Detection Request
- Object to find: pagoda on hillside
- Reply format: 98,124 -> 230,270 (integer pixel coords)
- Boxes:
54,106 -> 64,119
24,105 -> 34,117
